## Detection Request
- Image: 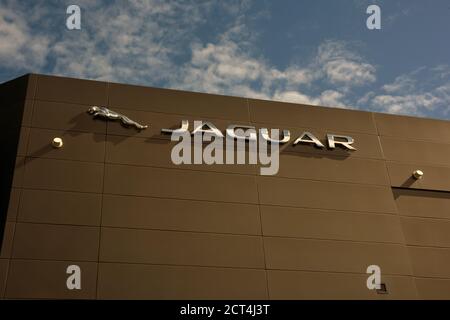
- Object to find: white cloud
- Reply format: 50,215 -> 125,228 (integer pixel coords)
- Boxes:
318,90 -> 347,107
273,89 -> 347,107
316,40 -> 376,87
324,59 -> 375,86
382,74 -> 416,93
371,93 -> 441,115
1,0 -> 448,119
0,0 -> 374,111
0,6 -> 49,70
432,65 -> 450,79
362,67 -> 450,117
272,91 -> 314,105
175,34 -> 370,109
48,0 -> 207,83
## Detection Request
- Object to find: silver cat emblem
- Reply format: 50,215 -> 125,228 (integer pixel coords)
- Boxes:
87,106 -> 148,130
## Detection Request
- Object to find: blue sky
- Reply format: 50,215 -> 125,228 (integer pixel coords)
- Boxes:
1,0 -> 450,119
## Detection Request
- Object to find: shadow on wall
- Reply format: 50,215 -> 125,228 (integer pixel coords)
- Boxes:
279,143 -> 352,160
393,186 -> 450,200
19,118 -> 106,168
399,176 -> 418,189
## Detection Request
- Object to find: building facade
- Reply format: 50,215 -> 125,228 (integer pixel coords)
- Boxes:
1,74 -> 450,299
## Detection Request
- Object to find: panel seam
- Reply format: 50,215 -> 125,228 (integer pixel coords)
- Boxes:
94,82 -> 110,299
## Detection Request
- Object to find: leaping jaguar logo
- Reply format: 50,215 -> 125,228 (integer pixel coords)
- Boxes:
87,106 -> 148,130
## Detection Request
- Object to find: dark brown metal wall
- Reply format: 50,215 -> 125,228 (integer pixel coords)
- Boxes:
0,75 -> 35,300
1,74 -> 450,299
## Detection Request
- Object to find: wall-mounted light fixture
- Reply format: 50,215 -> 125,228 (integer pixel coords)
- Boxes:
52,137 -> 64,148
412,170 -> 424,180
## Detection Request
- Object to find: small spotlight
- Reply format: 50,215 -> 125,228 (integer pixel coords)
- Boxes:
52,137 -> 63,148
412,170 -> 423,180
